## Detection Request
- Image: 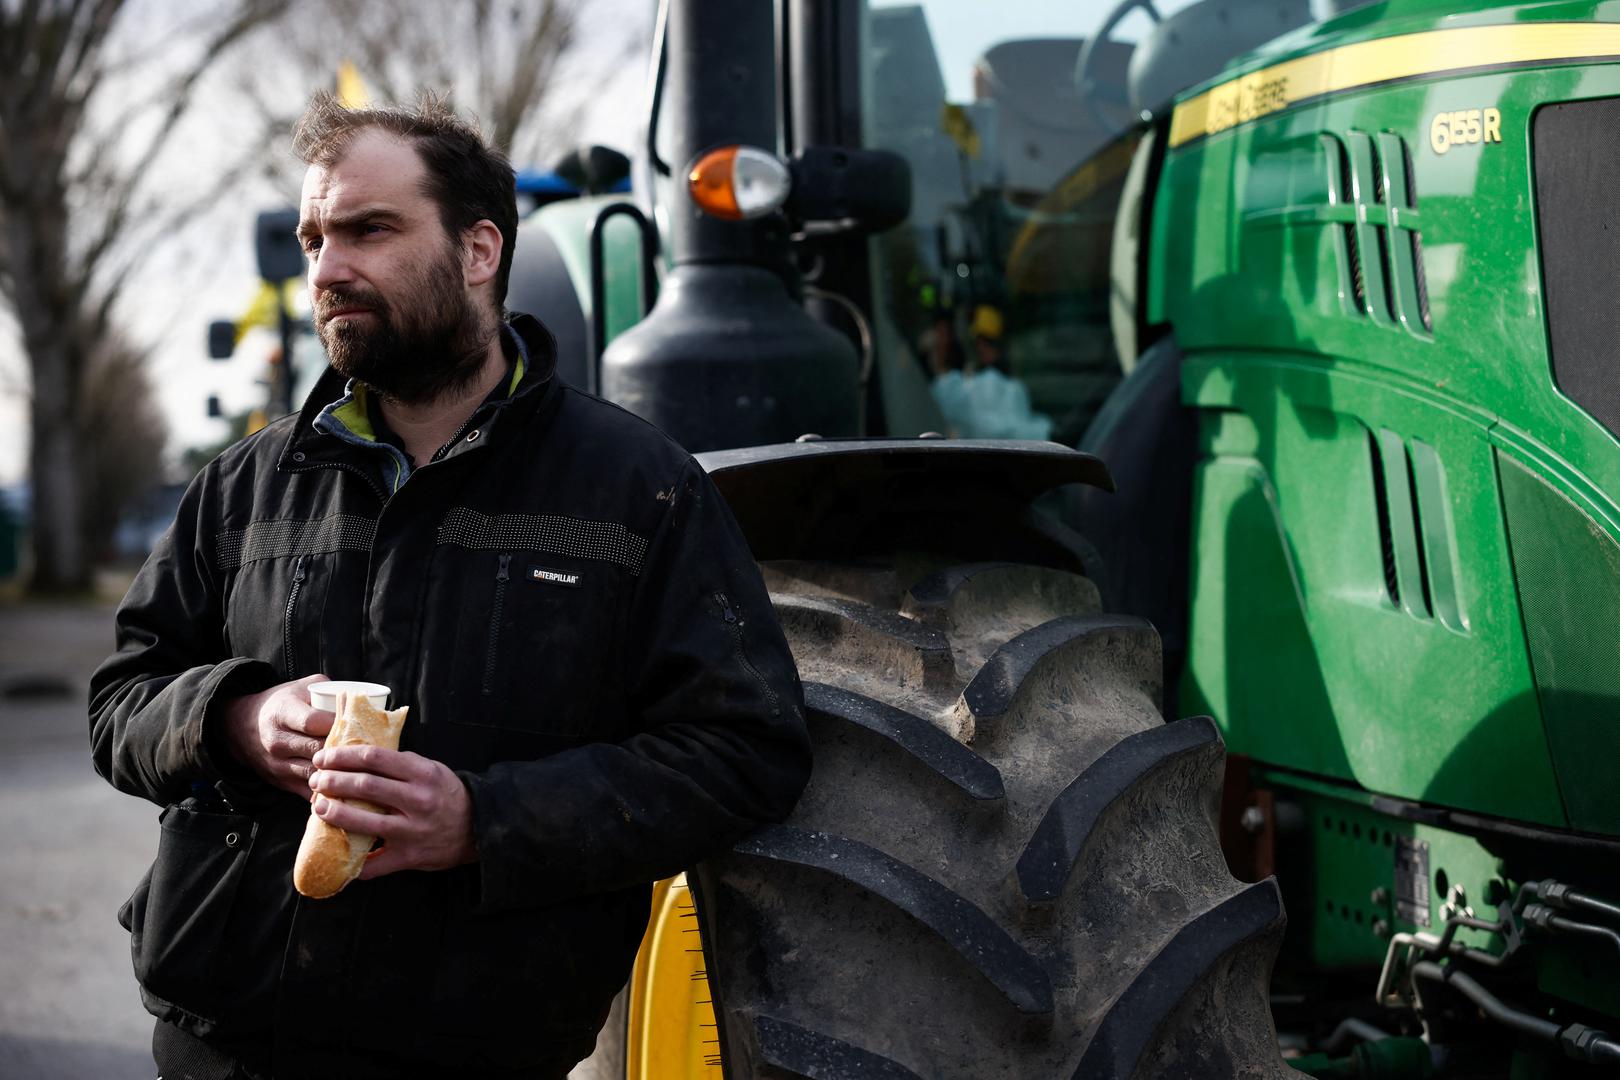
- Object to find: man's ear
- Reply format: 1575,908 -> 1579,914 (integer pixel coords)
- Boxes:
462,220 -> 503,289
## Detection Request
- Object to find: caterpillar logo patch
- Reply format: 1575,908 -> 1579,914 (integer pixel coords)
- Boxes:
530,566 -> 581,588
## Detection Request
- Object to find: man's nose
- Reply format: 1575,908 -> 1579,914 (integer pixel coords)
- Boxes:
309,242 -> 352,293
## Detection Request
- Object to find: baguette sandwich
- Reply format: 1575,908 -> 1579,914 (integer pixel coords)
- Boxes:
293,691 -> 409,899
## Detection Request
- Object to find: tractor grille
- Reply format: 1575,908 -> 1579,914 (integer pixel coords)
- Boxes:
1367,431 -> 1401,607
1365,428 -> 1465,631
1324,132 -> 1429,335
1533,97 -> 1620,439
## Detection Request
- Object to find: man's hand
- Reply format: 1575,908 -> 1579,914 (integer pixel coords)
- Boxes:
308,746 -> 477,879
220,674 -> 333,798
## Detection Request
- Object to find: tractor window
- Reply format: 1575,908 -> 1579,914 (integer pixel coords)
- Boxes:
860,0 -> 1320,442
861,0 -> 1162,443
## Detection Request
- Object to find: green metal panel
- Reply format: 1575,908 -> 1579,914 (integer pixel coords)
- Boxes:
1262,772 -> 1620,1017
530,194 -> 658,349
1182,356 -> 1565,825
1498,452 -> 1620,833
1262,773 -> 1505,970
1156,1 -> 1620,833
1179,409 -> 1348,783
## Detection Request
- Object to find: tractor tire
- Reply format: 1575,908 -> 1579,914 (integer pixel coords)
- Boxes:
692,557 -> 1293,1079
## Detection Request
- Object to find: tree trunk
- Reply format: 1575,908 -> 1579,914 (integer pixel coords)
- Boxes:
28,369 -> 89,593
7,190 -> 92,594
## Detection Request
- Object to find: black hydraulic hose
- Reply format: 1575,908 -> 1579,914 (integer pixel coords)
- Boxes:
1517,880 -> 1620,924
1551,883 -> 1620,925
1523,904 -> 1620,956
1410,962 -> 1560,1042
1569,892 -> 1620,924
1515,879 -> 1544,913
1410,962 -> 1620,1065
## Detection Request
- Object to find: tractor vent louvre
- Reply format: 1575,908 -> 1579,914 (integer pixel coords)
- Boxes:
1397,137 -> 1432,332
1345,225 -> 1366,313
1367,431 -> 1400,606
1402,442 -> 1434,617
1337,134 -> 1353,203
1400,138 -> 1417,206
1325,136 -> 1367,316
1411,232 -> 1432,332
1373,226 -> 1396,327
1367,429 -> 1466,631
1323,131 -> 1428,337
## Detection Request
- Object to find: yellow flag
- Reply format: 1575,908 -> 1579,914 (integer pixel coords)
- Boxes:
234,281 -> 280,344
336,60 -> 369,108
233,280 -> 300,344
940,103 -> 981,159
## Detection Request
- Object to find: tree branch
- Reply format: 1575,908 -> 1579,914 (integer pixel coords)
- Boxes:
60,0 -> 121,93
74,0 -> 281,293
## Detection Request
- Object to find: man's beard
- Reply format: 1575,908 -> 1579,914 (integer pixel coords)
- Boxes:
315,244 -> 496,407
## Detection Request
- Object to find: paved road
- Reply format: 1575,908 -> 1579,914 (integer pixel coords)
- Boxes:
0,600 -> 157,1078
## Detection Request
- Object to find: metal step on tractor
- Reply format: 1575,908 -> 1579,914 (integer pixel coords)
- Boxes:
468,0 -> 1620,1075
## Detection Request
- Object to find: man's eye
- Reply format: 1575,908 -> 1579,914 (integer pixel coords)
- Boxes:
303,237 -> 323,254
361,223 -> 387,236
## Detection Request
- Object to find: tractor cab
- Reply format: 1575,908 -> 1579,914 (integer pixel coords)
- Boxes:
509,0 -> 1318,452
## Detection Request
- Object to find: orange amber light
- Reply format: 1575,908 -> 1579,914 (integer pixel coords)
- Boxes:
686,145 -> 792,222
688,146 -> 743,220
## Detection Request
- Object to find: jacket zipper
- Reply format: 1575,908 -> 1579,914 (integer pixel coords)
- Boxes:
430,402 -> 502,465
283,554 -> 308,675
482,554 -> 513,695
283,459 -> 388,503
714,591 -> 779,712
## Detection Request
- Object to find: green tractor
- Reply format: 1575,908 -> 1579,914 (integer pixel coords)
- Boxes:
506,0 -> 1620,1076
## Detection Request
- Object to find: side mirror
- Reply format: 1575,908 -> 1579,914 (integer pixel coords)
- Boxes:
789,147 -> 911,234
206,395 -> 224,419
255,208 -> 305,282
208,320 -> 236,360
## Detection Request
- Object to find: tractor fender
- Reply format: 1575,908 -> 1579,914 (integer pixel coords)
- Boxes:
1072,336 -> 1196,698
699,439 -> 1114,575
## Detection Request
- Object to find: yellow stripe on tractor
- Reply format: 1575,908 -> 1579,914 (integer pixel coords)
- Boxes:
1169,22 -> 1620,147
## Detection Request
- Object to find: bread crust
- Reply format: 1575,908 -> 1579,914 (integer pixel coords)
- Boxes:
292,691 -> 409,899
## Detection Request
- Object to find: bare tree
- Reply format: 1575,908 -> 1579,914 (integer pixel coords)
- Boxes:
0,0 -> 282,593
78,324 -> 167,563
0,0 -> 645,592
238,0 -> 639,177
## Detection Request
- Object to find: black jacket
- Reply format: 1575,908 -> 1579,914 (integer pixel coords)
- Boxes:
89,315 -> 810,1077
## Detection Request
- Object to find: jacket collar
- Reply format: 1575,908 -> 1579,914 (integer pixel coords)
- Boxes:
280,312 -> 561,484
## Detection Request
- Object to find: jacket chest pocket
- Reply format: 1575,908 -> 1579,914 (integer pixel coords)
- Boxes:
445,552 -> 623,737
224,554 -> 333,680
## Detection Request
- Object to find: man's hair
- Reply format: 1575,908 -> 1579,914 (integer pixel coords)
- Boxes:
292,91 -> 519,311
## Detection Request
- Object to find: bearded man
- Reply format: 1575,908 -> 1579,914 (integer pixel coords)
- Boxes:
89,93 -> 809,1079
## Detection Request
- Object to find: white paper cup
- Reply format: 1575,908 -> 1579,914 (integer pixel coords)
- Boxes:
308,681 -> 391,712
